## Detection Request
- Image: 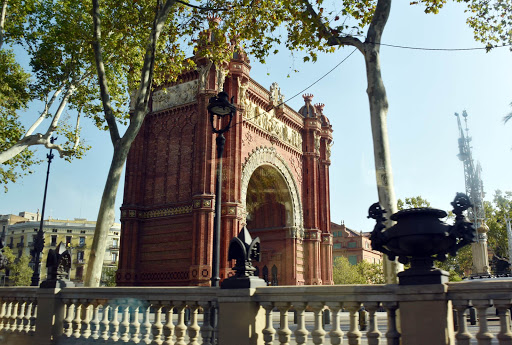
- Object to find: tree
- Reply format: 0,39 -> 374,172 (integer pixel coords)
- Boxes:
397,196 -> 431,210
485,190 -> 512,272
333,256 -> 384,284
0,0 -> 94,190
1,246 -> 33,286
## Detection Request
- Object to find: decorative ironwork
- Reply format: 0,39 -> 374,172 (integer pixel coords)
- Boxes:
40,242 -> 75,288
221,226 -> 267,289
368,193 -> 476,285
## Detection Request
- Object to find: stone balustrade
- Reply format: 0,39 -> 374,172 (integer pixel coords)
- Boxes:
0,281 -> 511,345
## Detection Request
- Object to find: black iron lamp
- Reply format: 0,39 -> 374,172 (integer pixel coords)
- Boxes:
31,136 -> 57,286
207,92 -> 236,288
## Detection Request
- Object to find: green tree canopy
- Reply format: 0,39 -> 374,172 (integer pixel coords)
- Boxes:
1,246 -> 33,286
333,256 -> 384,284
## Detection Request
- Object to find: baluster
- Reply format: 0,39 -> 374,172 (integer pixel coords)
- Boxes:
326,302 -> 343,345
495,300 -> 512,345
174,303 -> 187,345
100,305 -> 111,342
199,302 -> 213,345
365,302 -> 382,345
131,306 -> 142,344
72,301 -> 82,339
151,302 -> 164,345
81,301 -> 92,339
8,300 -> 18,332
310,302 -> 327,345
211,301 -> 219,345
345,302 -> 362,345
141,305 -> 152,344
473,300 -> 493,345
29,302 -> 36,334
0,299 -> 6,331
261,302 -> 276,345
275,302 -> 292,345
294,302 -> 310,345
187,303 -> 200,345
162,303 -> 175,345
383,302 -> 400,345
111,305 -> 121,342
90,302 -> 101,340
63,301 -> 74,338
452,300 -> 473,345
16,300 -> 26,332
120,302 -> 132,342
3,300 -> 12,332
23,300 -> 32,333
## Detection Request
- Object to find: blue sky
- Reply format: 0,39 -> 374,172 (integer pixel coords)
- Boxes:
1,2 -> 511,232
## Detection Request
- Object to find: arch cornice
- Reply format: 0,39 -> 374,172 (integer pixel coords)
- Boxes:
240,146 -> 303,235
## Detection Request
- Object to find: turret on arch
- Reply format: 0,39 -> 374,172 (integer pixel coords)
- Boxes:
118,53 -> 333,286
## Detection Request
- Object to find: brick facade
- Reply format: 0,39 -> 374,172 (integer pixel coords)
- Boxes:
118,51 -> 334,286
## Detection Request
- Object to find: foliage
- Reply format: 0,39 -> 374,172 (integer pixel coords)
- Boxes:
412,0 -> 512,49
397,196 -> 431,210
1,246 -> 34,286
485,190 -> 512,269
333,256 -> 384,284
101,265 -> 117,287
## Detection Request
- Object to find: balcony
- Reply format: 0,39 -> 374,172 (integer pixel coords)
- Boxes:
75,259 -> 86,265
16,242 -> 23,248
109,244 -> 119,250
0,280 -> 510,345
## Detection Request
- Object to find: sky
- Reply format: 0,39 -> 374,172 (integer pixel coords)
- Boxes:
1,2 -> 511,232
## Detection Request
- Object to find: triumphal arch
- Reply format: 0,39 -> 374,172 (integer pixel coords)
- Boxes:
118,52 -> 334,286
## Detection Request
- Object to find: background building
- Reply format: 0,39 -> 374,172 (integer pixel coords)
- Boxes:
331,221 -> 382,265
2,214 -> 120,285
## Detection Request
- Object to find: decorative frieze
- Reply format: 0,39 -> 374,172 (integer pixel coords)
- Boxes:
243,101 -> 302,151
139,205 -> 193,219
152,80 -> 198,112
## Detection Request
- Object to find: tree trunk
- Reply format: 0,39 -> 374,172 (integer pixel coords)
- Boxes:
361,0 -> 402,284
84,139 -> 130,286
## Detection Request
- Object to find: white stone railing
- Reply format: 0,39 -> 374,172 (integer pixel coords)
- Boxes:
0,280 -> 511,345
448,280 -> 512,345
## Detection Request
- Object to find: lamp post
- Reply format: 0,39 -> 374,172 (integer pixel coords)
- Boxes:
207,92 -> 235,287
31,137 -> 57,286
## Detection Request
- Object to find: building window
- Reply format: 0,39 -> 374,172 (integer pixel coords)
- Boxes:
67,230 -> 72,233
79,237 -> 86,247
348,242 -> 357,248
66,236 -> 72,246
51,235 -> 57,247
18,250 -> 22,258
348,255 -> 358,265
365,242 -> 369,249
77,251 -> 85,263
333,243 -> 342,249
52,229 -> 58,233
80,230 -> 86,234
112,252 -> 118,263
112,238 -> 119,248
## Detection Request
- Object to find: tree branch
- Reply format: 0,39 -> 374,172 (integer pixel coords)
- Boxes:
92,0 -> 120,144
123,0 -> 177,144
0,0 -> 7,49
299,0 -> 364,53
366,0 -> 391,47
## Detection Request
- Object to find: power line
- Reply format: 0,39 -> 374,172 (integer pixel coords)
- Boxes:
376,42 -> 512,51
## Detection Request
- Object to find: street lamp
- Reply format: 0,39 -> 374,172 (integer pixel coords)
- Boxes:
207,91 -> 236,287
31,137 -> 57,286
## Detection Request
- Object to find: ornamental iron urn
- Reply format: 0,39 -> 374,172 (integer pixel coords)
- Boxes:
221,226 -> 267,289
368,193 -> 476,285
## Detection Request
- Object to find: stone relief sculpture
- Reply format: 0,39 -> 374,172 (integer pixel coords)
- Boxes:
215,64 -> 229,91
326,142 -> 332,159
197,61 -> 213,91
314,133 -> 321,154
244,99 -> 303,151
237,78 -> 249,108
152,80 -> 198,112
269,82 -> 285,107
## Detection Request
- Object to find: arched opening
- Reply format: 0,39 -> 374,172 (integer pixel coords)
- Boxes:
245,165 -> 293,230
